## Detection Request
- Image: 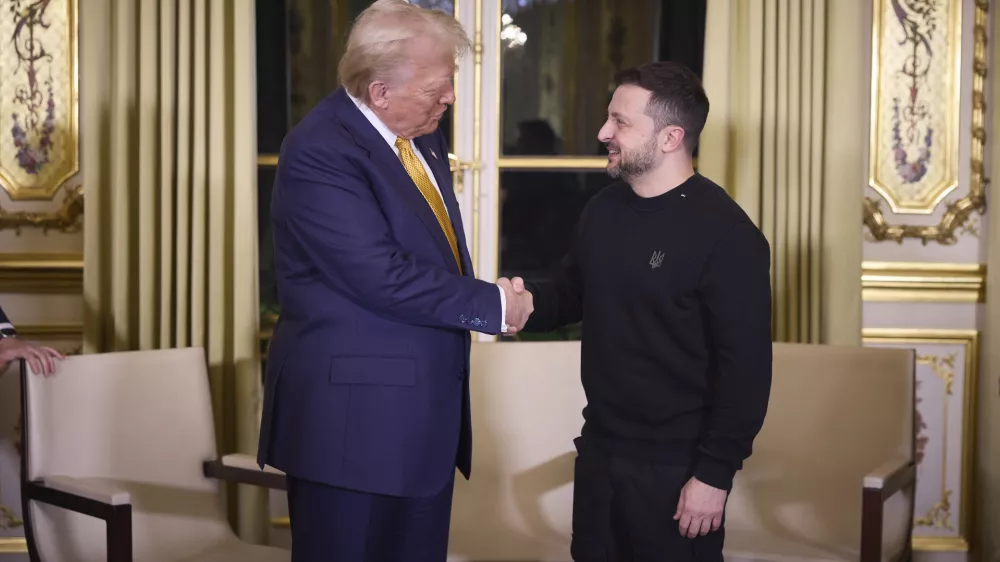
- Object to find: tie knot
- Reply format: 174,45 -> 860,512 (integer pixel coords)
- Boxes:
394,137 -> 410,151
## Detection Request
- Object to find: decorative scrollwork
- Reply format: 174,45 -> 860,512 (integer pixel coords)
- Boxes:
864,0 -> 989,244
0,504 -> 22,530
0,183 -> 82,233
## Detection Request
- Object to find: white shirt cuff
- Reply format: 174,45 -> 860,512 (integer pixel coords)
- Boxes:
497,285 -> 508,333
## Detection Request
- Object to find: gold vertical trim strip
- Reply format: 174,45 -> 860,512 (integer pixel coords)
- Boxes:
787,0 -> 802,341
774,0 -> 789,341
138,0 -> 159,350
0,538 -> 27,553
175,0 -> 193,348
807,0 -> 824,341
159,0 -> 177,348
190,0 -> 207,349
472,0 -> 483,273
761,0 -> 778,339
110,0 -> 137,351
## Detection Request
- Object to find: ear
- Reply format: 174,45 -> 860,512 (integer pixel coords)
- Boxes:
368,81 -> 390,109
661,126 -> 686,153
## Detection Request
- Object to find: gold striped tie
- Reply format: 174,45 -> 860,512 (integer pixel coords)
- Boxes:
394,137 -> 462,272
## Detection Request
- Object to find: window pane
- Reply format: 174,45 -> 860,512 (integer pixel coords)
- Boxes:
286,0 -> 455,147
499,170 -> 612,341
500,0 -> 707,157
256,0 -> 290,153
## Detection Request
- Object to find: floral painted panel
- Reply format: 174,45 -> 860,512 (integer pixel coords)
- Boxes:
0,0 -> 78,200
868,0 -> 961,214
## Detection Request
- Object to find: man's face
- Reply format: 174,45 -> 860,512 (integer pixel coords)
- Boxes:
376,36 -> 456,139
597,84 -> 661,182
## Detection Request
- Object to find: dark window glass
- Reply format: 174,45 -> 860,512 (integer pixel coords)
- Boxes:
258,167 -> 280,327
286,0 -> 455,146
500,0 -> 706,157
499,170 -> 614,341
256,0 -> 290,154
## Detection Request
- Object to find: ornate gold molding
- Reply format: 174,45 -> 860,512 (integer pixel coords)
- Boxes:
16,323 -> 84,355
862,329 -> 978,551
0,253 -> 83,294
257,154 -> 278,167
863,0 -> 989,244
0,184 -> 84,234
0,538 -> 27,554
861,262 -> 986,302
497,156 -> 609,170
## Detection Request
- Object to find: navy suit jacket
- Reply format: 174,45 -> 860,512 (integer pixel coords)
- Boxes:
257,88 -> 503,498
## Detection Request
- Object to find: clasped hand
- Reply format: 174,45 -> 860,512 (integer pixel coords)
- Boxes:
0,338 -> 62,376
497,276 -> 532,334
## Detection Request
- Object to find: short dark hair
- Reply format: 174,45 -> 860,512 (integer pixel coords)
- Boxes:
614,61 -> 709,153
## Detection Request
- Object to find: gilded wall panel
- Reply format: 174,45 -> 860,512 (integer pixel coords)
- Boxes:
863,329 -> 978,551
0,0 -> 78,201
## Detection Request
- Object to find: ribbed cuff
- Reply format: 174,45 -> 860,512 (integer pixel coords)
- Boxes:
693,454 -> 736,491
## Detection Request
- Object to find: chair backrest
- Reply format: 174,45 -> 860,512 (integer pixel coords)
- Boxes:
725,342 -> 914,551
450,340 -> 914,561
23,347 -> 219,490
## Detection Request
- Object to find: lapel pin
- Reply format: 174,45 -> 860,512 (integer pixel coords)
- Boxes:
430,149 -> 438,160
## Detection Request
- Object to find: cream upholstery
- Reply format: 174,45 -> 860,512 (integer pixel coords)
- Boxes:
21,347 -> 289,562
449,341 -> 914,562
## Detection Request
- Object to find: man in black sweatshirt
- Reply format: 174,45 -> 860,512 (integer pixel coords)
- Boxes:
501,62 -> 772,560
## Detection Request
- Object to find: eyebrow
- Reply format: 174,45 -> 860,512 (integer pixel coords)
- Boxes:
610,111 -> 628,123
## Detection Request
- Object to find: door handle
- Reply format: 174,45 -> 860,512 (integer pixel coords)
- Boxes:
448,153 -> 480,193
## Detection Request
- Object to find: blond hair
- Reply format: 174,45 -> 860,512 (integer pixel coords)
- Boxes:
338,0 -> 472,102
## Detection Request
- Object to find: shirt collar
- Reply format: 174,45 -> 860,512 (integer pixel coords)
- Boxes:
347,92 -> 400,148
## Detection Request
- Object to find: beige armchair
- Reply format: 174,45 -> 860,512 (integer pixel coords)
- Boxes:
18,348 -> 289,562
450,341 -> 916,562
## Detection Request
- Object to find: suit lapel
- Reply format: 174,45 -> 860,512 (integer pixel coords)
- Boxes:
330,90 -> 459,273
415,136 -> 474,276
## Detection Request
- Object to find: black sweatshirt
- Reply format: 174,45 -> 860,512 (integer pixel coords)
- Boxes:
523,174 -> 772,491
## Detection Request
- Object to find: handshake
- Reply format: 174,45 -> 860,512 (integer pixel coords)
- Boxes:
497,277 -> 533,334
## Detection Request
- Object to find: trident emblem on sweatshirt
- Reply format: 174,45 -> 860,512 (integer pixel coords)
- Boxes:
649,250 -> 665,269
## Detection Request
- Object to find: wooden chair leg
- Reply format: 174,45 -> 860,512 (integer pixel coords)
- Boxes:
107,505 -> 132,562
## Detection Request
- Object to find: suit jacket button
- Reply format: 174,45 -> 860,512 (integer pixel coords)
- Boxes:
457,370 -> 464,380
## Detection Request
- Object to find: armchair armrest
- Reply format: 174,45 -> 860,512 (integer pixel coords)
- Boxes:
44,475 -> 131,506
22,477 -> 132,562
203,453 -> 286,490
860,457 -> 916,562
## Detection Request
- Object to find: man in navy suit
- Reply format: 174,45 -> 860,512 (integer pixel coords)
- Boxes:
256,1 -> 534,560
0,305 -> 62,375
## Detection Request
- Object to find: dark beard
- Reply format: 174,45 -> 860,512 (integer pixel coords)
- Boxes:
606,137 -> 658,182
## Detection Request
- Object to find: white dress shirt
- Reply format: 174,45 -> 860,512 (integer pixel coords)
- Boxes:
347,93 -> 508,332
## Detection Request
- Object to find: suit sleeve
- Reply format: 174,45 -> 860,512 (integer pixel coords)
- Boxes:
692,221 -> 773,491
275,143 -> 503,334
522,212 -> 586,333
0,305 -> 12,330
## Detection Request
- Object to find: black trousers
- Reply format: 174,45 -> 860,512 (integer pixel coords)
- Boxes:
571,437 -> 726,562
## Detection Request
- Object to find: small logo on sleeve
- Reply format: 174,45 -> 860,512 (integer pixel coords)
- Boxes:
649,250 -> 665,269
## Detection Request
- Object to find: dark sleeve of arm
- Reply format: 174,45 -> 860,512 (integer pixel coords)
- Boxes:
277,148 -> 502,334
521,220 -> 585,333
0,306 -> 11,328
693,221 -> 773,491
